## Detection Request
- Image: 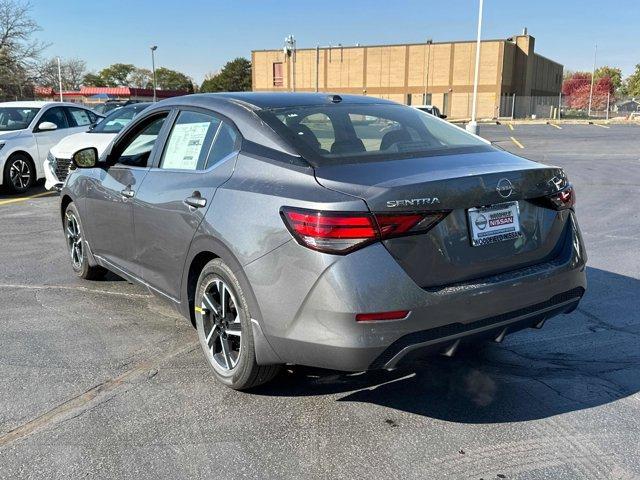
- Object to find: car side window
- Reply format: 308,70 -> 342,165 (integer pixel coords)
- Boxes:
67,108 -> 92,127
116,114 -> 168,168
206,122 -> 238,169
39,107 -> 69,129
160,111 -> 221,171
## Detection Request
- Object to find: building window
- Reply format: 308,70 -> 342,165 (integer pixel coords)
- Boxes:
423,93 -> 432,105
273,62 -> 283,87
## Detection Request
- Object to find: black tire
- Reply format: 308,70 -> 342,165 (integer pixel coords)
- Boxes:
63,202 -> 107,280
195,258 -> 280,390
3,154 -> 34,194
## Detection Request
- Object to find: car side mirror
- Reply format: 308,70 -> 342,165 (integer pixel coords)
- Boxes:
72,147 -> 98,168
440,114 -> 448,119
38,121 -> 58,131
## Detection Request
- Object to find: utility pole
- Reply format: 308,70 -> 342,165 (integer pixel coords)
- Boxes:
57,57 -> 63,102
466,0 -> 483,135
588,44 -> 597,117
150,45 -> 158,102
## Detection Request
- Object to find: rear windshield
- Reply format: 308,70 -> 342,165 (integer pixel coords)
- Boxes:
258,103 -> 490,165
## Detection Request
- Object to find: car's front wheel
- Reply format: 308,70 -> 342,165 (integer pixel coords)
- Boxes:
195,259 -> 280,390
3,154 -> 34,194
64,203 -> 106,280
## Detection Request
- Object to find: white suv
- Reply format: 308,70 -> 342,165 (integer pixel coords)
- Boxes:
0,101 -> 101,193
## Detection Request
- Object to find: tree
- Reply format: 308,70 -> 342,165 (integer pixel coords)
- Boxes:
623,64 -> 640,98
37,57 -> 86,90
129,67 -> 152,88
562,72 -> 613,110
0,0 -> 48,99
154,67 -> 194,92
200,58 -> 251,92
98,63 -> 136,86
83,72 -> 106,87
594,66 -> 622,93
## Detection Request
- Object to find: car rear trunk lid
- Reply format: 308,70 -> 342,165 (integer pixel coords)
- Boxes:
313,150 -> 571,288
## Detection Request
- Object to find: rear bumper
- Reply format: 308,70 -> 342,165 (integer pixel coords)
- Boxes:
247,212 -> 587,371
370,286 -> 583,369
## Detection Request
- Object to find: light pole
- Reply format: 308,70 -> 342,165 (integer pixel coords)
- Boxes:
587,44 -> 597,117
423,39 -> 432,104
56,57 -> 63,102
284,35 -> 296,92
150,45 -> 158,102
466,0 -> 484,135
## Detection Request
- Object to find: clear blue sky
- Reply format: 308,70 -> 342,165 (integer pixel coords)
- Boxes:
32,0 -> 638,84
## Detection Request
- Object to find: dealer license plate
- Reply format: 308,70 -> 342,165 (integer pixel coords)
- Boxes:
467,201 -> 522,246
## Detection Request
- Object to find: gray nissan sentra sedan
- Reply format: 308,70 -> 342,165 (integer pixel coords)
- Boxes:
60,93 -> 586,389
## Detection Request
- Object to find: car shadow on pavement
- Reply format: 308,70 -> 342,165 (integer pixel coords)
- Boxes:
254,267 -> 640,423
0,180 -> 47,199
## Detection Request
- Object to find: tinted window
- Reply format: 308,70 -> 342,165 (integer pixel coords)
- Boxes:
39,107 -> 69,129
260,103 -> 489,165
68,108 -> 92,127
117,114 -> 168,167
0,107 -> 40,131
160,111 -> 221,171
206,123 -> 238,168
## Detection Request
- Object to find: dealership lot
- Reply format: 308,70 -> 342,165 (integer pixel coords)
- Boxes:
1,125 -> 639,479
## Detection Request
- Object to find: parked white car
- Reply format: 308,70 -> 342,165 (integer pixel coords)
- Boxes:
44,102 -> 151,191
0,101 -> 101,193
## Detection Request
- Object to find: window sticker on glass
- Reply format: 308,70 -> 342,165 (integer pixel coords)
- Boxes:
162,122 -> 211,170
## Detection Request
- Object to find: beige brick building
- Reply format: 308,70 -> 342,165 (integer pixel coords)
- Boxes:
252,32 -> 563,120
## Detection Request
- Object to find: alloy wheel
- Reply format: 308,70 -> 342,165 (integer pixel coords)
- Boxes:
9,159 -> 31,190
199,278 -> 242,372
65,212 -> 83,270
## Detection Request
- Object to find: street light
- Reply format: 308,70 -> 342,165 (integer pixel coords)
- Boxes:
150,45 -> 158,102
466,0 -> 484,135
284,35 -> 296,92
423,39 -> 433,104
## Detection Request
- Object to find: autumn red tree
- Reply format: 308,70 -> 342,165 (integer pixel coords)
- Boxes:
562,72 -> 614,110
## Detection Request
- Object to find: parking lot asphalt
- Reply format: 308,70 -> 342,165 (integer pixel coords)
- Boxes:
1,124 -> 639,479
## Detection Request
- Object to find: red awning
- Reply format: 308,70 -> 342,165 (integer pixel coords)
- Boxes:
80,87 -> 131,95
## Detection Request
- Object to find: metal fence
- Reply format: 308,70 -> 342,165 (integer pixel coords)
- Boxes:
499,93 -> 639,120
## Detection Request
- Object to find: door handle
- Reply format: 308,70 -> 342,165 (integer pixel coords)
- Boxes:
120,187 -> 135,199
184,193 -> 207,209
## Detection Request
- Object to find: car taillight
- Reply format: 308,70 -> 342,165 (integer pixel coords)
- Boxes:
281,207 -> 448,254
537,185 -> 575,210
356,310 -> 410,322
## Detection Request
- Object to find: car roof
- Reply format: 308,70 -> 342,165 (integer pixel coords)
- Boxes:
0,101 -> 84,108
157,92 -> 398,111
